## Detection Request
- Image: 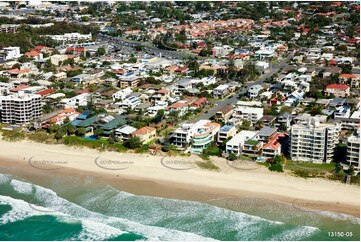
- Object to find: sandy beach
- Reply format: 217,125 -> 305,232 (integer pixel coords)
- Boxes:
0,139 -> 359,217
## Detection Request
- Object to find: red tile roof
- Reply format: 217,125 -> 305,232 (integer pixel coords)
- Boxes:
340,74 -> 358,79
132,126 -> 156,135
11,85 -> 30,92
326,84 -> 349,90
37,89 -> 55,96
192,97 -> 207,106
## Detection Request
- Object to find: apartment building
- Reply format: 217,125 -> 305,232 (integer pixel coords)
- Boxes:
233,106 -> 263,124
217,124 -> 237,144
0,47 -> 21,60
0,91 -> 41,124
191,120 -> 220,154
170,120 -> 220,154
59,93 -> 90,109
47,33 -> 92,42
119,76 -> 142,88
226,131 -> 257,156
290,117 -> 341,164
346,130 -> 360,172
214,105 -> 234,123
0,24 -> 19,33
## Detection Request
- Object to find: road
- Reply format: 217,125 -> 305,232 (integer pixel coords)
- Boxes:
191,54 -> 294,122
99,34 -> 209,60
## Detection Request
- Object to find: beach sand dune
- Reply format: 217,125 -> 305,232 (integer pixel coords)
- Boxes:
0,139 -> 359,216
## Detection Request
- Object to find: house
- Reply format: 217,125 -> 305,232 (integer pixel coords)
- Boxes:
334,106 -> 351,119
242,139 -> 263,158
233,107 -> 263,124
59,93 -> 90,108
339,74 -> 359,89
329,98 -> 346,108
175,78 -> 192,95
117,96 -> 141,110
53,72 -> 67,81
42,108 -> 80,126
275,112 -> 292,130
217,124 -> 237,143
112,88 -> 132,101
75,114 -> 126,136
0,47 -> 21,60
325,84 -> 350,98
213,84 -> 229,98
165,101 -> 188,116
115,125 -> 137,141
214,105 -> 234,123
119,76 -> 142,88
50,54 -> 68,66
259,115 -> 277,127
151,89 -> 170,103
226,130 -> 257,156
262,132 -> 286,158
190,97 -> 207,109
132,126 -> 156,144
248,84 -> 262,99
212,45 -> 234,57
255,126 -> 278,142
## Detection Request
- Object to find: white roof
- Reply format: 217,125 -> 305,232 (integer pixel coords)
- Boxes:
227,131 -> 257,146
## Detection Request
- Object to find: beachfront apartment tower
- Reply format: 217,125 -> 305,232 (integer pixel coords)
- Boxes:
191,121 -> 220,154
290,117 -> 341,164
170,120 -> 220,154
0,91 -> 41,124
346,130 -> 360,172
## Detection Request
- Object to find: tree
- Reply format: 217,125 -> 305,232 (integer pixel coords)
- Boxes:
228,153 -> 237,161
240,120 -> 252,130
162,142 -> 171,152
55,130 -> 65,140
48,124 -> 60,134
336,45 -> 347,52
94,129 -> 104,136
124,136 -> 142,149
76,128 -> 87,137
95,47 -> 106,56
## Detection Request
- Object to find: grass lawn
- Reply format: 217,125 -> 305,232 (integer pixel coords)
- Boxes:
285,160 -> 336,171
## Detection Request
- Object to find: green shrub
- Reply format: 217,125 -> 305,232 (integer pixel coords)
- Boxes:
196,160 -> 219,171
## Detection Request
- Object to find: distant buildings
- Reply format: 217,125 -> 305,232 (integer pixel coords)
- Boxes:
0,47 -> 21,61
0,92 -> 41,124
47,33 -> 92,42
290,117 -> 341,164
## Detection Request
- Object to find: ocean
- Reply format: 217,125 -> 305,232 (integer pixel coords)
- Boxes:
0,168 -> 359,241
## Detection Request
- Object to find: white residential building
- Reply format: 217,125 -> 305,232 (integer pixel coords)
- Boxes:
117,96 -> 141,110
226,130 -> 257,156
47,33 -> 92,42
191,120 -> 221,154
0,47 -> 21,60
233,107 -> 263,124
212,45 -> 234,57
213,84 -> 229,98
0,91 -> 41,124
171,120 -> 220,153
112,88 -> 133,101
248,84 -> 262,99
346,130 -> 360,172
290,117 -> 341,164
59,93 -> 90,109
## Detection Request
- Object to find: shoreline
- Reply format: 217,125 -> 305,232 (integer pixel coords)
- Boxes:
0,139 -> 359,217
